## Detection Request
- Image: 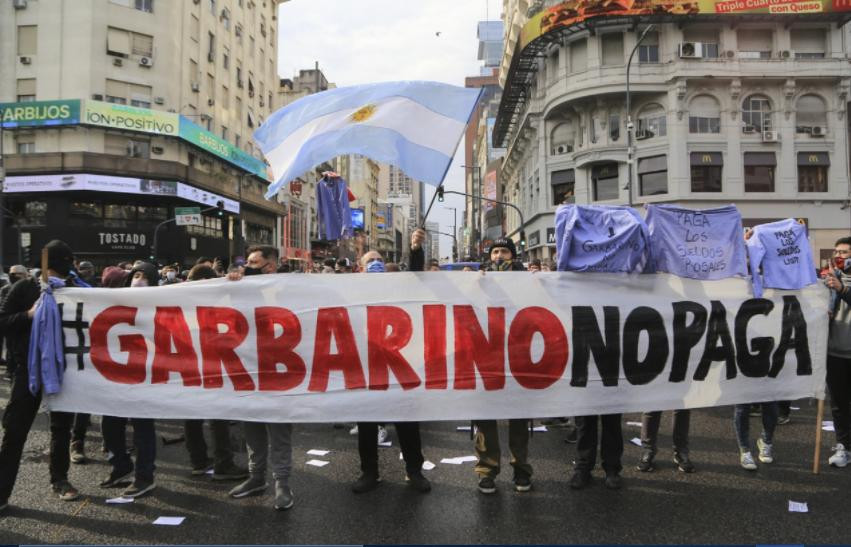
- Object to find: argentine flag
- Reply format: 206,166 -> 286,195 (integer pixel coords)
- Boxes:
253,81 -> 482,199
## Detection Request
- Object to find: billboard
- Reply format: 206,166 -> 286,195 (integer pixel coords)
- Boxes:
84,100 -> 179,136
351,208 -> 365,230
179,117 -> 270,181
483,169 -> 498,212
521,0 -> 851,49
0,100 -> 81,128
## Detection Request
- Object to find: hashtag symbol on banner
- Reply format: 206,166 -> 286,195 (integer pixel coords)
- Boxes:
59,302 -> 90,371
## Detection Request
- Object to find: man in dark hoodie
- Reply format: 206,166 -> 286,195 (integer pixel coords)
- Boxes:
0,240 -> 84,514
98,262 -> 160,499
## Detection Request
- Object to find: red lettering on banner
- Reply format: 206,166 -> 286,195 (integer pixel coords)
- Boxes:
151,307 -> 201,386
255,307 -> 306,391
308,307 -> 366,392
453,306 -> 506,390
367,306 -> 420,390
89,306 -> 147,384
197,307 -> 254,390
508,307 -> 569,389
423,304 -> 447,389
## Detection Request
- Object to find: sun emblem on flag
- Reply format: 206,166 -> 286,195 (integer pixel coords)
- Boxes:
350,104 -> 377,123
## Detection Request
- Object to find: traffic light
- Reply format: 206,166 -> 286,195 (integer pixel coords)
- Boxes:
437,185 -> 445,202
216,200 -> 225,217
519,231 -> 526,249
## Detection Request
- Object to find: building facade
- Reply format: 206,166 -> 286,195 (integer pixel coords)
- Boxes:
495,1 -> 851,266
0,0 -> 286,268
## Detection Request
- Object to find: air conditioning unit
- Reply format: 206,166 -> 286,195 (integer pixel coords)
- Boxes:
19,56 -> 31,65
208,98 -> 215,106
191,83 -> 200,92
762,130 -> 779,142
780,50 -> 791,58
552,144 -> 572,155
742,125 -> 757,134
812,126 -> 827,137
13,0 -> 27,9
113,57 -> 123,66
151,146 -> 164,155
724,50 -> 735,58
679,42 -> 702,59
636,129 -> 652,140
138,56 -> 153,67
154,96 -> 165,105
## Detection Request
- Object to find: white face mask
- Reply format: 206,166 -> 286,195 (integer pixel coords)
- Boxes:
166,271 -> 176,281
130,278 -> 148,288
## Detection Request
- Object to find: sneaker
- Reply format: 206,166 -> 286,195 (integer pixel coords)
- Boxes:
273,480 -> 294,511
99,465 -> 134,488
51,480 -> 80,501
69,441 -> 86,464
348,424 -> 359,435
377,425 -> 389,444
564,427 -> 578,444
191,459 -> 214,476
636,449 -> 655,472
569,471 -> 591,490
351,473 -> 381,494
514,476 -> 532,492
122,479 -> 155,498
740,451 -> 758,471
212,463 -> 249,481
406,472 -> 432,493
477,476 -> 496,494
757,438 -> 774,464
229,475 -> 268,498
604,473 -> 623,490
673,452 -> 695,473
777,414 -> 792,425
829,443 -> 848,468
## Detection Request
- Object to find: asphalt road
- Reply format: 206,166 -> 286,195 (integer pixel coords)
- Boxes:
0,383 -> 848,545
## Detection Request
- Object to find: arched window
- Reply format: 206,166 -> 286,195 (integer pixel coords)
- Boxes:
742,94 -> 772,132
689,95 -> 720,133
550,120 -> 576,154
796,94 -> 827,133
637,103 -> 666,138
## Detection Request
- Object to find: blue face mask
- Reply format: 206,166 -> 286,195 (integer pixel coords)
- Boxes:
366,260 -> 386,273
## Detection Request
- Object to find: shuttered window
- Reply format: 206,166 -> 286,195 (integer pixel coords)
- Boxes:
131,32 -> 153,57
16,79 -> 36,95
107,27 -> 131,56
601,33 -> 624,66
17,25 -> 37,55
569,39 -> 587,73
791,29 -> 825,58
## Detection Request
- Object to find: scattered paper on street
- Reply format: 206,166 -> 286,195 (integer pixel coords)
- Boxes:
105,497 -> 134,504
307,449 -> 330,456
823,421 -> 835,432
788,501 -> 809,513
378,441 -> 392,447
423,460 -> 436,471
153,517 -> 185,526
532,425 -> 548,432
456,426 -> 471,431
306,459 -> 330,467
626,421 -> 642,427
630,437 -> 642,447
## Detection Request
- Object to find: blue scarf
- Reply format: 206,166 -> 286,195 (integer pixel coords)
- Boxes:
28,277 -> 68,395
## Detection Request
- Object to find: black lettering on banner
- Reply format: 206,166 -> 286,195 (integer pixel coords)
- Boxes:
693,301 -> 736,381
622,306 -> 668,385
769,295 -> 812,377
570,306 -> 620,387
60,302 -> 90,371
669,301 -> 707,382
734,298 -> 775,378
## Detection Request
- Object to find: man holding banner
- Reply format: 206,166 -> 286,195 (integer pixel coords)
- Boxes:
825,237 -> 851,467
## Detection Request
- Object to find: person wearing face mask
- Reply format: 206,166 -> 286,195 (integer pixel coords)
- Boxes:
98,262 -> 160,499
226,245 -> 295,511
350,242 -> 431,495
161,264 -> 182,285
824,237 -> 851,467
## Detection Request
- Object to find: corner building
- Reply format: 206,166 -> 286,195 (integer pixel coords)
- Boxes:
495,0 -> 851,266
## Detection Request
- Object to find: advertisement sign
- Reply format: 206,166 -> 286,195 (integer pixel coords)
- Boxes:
483,170 -> 498,212
376,210 -> 387,230
521,0 -> 851,49
0,100 -> 81,128
3,174 -> 240,213
528,230 -> 541,248
547,227 -> 556,246
95,231 -> 148,252
175,207 -> 203,227
179,117 -> 270,181
84,100 -> 179,136
351,208 -> 365,230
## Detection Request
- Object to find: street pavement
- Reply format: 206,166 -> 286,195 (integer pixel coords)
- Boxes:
0,382 -> 848,545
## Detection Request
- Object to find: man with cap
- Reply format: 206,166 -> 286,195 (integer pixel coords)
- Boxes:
468,237 -> 534,494
0,240 -> 87,513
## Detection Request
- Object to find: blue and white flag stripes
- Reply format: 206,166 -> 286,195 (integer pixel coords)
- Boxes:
253,81 -> 482,199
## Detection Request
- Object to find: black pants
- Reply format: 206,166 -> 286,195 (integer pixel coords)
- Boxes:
574,414 -> 623,475
0,367 -> 73,503
101,416 -> 156,483
184,419 -> 235,471
72,413 -> 90,443
641,410 -> 690,455
827,354 -> 851,447
357,422 -> 423,476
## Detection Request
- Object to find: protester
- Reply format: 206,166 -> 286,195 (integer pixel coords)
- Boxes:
161,264 -> 182,285
637,411 -> 694,473
733,401 -> 778,470
0,240 -> 86,513
1,265 -> 28,380
427,259 -> 440,272
528,258 -> 541,273
385,262 -> 401,272
226,245 -> 295,511
336,257 -> 353,274
824,236 -> 851,467
76,261 -> 98,287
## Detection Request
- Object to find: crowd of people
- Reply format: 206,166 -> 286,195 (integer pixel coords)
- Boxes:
0,230 -> 849,516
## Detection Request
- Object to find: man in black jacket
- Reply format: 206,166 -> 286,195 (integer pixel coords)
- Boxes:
0,241 -> 83,514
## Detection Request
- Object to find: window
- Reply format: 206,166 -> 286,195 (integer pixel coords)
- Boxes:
130,98 -> 151,108
796,94 -> 827,133
17,25 -> 37,56
798,152 -> 829,192
601,33 -> 624,66
688,95 -> 721,133
16,134 -> 35,154
131,32 -> 153,56
609,114 -> 620,141
591,163 -> 619,201
222,8 -> 231,30
137,205 -> 168,221
208,31 -> 215,61
222,126 -> 228,140
105,95 -> 127,105
188,216 -> 224,238
737,29 -> 772,59
190,15 -> 200,42
135,0 -> 153,12
551,169 -> 575,205
638,155 -> 668,196
221,85 -> 229,108
569,39 -> 587,73
209,0 -> 216,15
223,47 -> 230,69
250,36 -> 255,57
742,95 -> 772,132
106,79 -> 152,107
637,104 -> 667,137
71,201 -> 103,219
235,134 -> 240,147
245,222 -> 273,245
683,28 -> 719,58
744,152 -> 776,192
107,27 -> 131,57
16,79 -> 35,102
690,152 -> 723,192
791,28 -> 825,58
10,200 -> 47,227
207,73 -> 215,98
235,96 -> 242,117
105,204 -> 137,228
638,32 -> 659,63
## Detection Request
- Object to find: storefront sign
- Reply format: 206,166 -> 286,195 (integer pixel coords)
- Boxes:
84,100 -> 179,136
528,230 -> 540,248
0,100 -> 81,128
547,228 -> 556,246
96,231 -> 147,252
179,118 -> 270,181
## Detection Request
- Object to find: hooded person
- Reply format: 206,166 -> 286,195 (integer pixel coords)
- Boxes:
124,261 -> 159,288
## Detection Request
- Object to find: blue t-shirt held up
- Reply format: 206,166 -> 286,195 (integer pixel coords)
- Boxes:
746,218 -> 818,298
646,204 -> 748,280
555,205 -> 651,273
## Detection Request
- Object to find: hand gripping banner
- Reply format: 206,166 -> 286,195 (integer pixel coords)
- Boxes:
46,272 -> 828,422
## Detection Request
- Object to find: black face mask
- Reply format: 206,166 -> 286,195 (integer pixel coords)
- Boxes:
243,266 -> 264,276
8,275 -> 20,285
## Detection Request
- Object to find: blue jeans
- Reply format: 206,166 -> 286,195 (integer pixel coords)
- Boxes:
733,402 -> 778,451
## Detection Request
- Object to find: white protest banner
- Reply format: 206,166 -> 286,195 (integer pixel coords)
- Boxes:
47,272 -> 828,422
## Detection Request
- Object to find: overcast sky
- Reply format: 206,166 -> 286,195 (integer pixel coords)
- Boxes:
277,0 -> 502,259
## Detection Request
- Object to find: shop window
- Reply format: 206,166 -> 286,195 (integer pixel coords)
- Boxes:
246,222 -> 273,245
591,163 -> 619,201
638,155 -> 668,196
137,205 -> 168,221
742,95 -> 772,132
798,152 -> 829,192
744,152 -> 776,192
796,95 -> 827,134
688,95 -> 721,134
70,202 -> 103,225
105,204 -> 137,228
10,201 -> 47,227
690,152 -> 723,192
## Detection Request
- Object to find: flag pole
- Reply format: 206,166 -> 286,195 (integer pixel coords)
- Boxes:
420,185 -> 442,229
813,398 -> 825,474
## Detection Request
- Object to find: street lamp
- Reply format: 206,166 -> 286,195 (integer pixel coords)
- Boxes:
460,165 -> 481,256
446,206 -> 458,261
625,24 -> 655,208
